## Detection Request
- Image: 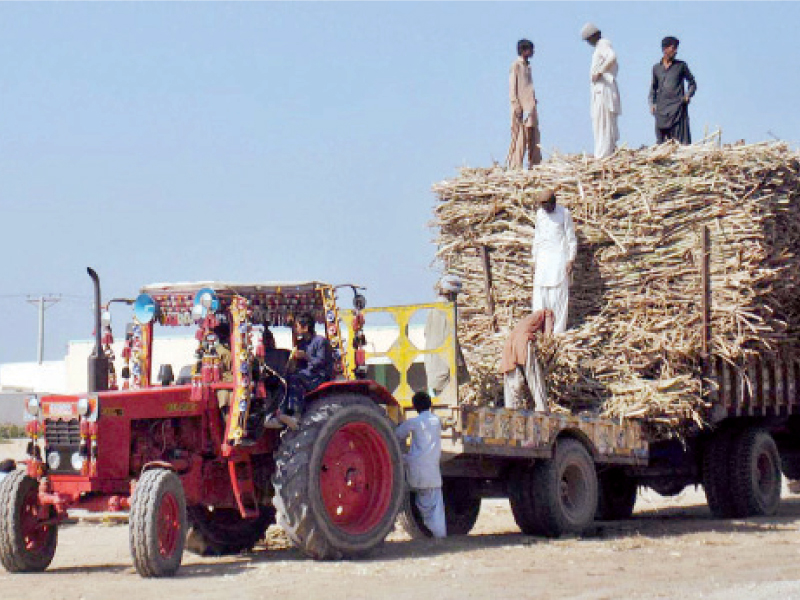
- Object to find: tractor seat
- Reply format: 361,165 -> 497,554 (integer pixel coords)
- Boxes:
262,348 -> 291,376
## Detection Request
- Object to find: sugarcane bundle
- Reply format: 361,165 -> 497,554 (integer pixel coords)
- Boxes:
432,141 -> 800,438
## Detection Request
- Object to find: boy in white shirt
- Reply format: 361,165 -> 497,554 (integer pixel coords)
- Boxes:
395,391 -> 446,538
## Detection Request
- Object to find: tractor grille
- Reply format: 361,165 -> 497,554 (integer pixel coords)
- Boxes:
45,419 -> 80,448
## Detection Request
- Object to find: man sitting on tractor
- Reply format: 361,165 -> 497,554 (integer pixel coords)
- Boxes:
213,321 -> 234,410
278,312 -> 334,427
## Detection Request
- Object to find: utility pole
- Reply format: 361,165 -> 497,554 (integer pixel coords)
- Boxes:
26,295 -> 61,364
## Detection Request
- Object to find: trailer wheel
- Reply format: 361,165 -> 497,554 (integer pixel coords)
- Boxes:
397,478 -> 481,538
729,428 -> 782,517
129,469 -> 187,577
702,427 -> 738,518
272,395 -> 405,559
530,438 -> 598,537
0,471 -> 58,573
441,478 -> 481,535
596,468 -> 637,521
396,488 -> 432,539
508,464 -> 538,534
186,505 -> 275,556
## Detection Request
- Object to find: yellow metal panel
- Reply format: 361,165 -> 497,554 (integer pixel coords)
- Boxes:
342,301 -> 459,410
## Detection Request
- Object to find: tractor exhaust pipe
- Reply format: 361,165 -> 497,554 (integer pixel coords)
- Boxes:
86,267 -> 109,393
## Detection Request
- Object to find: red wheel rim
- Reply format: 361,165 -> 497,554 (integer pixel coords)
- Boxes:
157,492 -> 180,557
21,489 -> 50,553
319,421 -> 394,535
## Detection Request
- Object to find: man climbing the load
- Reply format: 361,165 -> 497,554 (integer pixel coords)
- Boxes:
531,188 -> 577,334
499,309 -> 554,411
395,391 -> 447,539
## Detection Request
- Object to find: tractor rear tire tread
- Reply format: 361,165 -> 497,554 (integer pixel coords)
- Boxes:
272,395 -> 404,560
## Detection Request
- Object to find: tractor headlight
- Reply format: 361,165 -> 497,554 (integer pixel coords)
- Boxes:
26,396 -> 40,417
77,398 -> 90,417
47,451 -> 61,470
71,452 -> 85,471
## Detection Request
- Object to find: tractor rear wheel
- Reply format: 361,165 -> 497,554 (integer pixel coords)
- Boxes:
129,469 -> 187,577
0,471 -> 58,572
272,395 -> 405,559
186,505 -> 275,556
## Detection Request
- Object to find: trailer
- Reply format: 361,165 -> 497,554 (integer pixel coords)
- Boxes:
360,299 -> 794,539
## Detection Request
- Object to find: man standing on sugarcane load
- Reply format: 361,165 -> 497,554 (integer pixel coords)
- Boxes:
395,391 -> 446,538
507,38 -> 541,169
581,23 -> 621,159
532,188 -> 577,334
649,36 -> 697,144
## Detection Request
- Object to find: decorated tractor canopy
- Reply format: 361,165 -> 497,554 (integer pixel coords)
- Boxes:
121,280 -> 365,388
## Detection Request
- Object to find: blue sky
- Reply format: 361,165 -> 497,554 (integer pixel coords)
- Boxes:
1,1 -> 799,365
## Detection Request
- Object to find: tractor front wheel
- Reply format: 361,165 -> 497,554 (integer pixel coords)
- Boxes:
0,471 -> 58,572
272,395 -> 405,559
129,469 -> 187,577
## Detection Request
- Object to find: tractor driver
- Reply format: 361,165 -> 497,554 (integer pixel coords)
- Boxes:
213,321 -> 234,410
279,312 -> 334,427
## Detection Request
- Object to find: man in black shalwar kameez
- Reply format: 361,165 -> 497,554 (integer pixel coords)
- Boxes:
649,36 -> 697,144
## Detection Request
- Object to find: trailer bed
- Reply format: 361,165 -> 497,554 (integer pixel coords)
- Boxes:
454,405 -> 649,466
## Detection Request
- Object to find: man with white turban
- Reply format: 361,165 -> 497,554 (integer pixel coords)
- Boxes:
581,23 -> 621,159
531,188 -> 577,334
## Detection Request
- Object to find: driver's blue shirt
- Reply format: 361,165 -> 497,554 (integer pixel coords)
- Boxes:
296,334 -> 333,382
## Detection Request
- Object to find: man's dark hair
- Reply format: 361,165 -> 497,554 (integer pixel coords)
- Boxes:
517,39 -> 534,56
662,36 -> 679,50
297,312 -> 316,331
213,321 -> 231,343
412,391 -> 432,413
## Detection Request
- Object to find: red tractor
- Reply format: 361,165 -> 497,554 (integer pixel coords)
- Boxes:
0,269 -> 405,577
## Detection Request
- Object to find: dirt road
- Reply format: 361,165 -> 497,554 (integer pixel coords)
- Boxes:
3,439 -> 800,600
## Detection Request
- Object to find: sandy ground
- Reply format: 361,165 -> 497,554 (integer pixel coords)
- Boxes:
3,439 -> 800,600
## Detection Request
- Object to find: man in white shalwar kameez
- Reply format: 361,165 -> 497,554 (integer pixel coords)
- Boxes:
395,391 -> 446,538
581,23 -> 621,159
532,188 -> 577,334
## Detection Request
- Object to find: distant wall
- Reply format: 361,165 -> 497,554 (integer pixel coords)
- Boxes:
0,393 -> 27,426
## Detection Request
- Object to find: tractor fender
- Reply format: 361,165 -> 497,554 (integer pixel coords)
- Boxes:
305,380 -> 400,408
0,458 -> 16,484
140,461 -> 176,474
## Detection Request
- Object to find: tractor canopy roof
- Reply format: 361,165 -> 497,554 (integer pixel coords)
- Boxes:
138,281 -> 337,327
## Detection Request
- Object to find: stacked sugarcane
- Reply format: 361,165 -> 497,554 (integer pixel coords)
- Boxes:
432,141 -> 800,438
